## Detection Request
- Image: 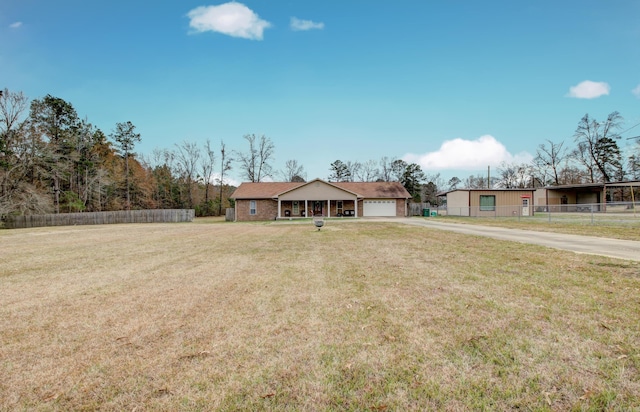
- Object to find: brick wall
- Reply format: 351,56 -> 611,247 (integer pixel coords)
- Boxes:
235,199 -> 278,221
396,199 -> 407,217
235,198 -> 407,220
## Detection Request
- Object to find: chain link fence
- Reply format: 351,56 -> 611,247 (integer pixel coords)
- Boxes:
438,202 -> 640,225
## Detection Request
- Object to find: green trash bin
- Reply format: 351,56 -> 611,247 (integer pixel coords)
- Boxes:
422,208 -> 430,217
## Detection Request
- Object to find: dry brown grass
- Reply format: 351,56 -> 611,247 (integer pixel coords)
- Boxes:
439,215 -> 640,241
1,220 -> 639,410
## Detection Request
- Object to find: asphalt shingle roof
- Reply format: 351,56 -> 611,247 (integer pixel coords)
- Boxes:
230,179 -> 411,199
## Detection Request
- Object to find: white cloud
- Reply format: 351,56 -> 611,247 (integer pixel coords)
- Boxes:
566,80 -> 610,99
290,17 -> 324,31
211,173 -> 241,187
187,2 -> 271,40
403,135 -> 533,171
9,22 -> 23,29
632,84 -> 640,98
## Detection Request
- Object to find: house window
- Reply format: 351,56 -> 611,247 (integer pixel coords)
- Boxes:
479,195 -> 496,211
293,201 -> 299,215
337,201 -> 343,214
250,200 -> 257,215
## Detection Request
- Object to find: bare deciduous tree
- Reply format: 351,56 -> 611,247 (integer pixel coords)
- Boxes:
496,162 -> 532,188
571,141 -> 596,183
464,174 -> 489,189
1,89 -> 29,207
218,140 -> 232,215
557,165 -> 588,185
424,173 -> 444,193
378,156 -> 395,182
1,88 -> 29,152
534,140 -> 566,185
344,161 -> 361,182
629,148 -> 640,180
573,112 -> 623,182
236,134 -> 274,182
200,139 -> 216,204
174,140 -> 201,208
355,159 -> 379,182
280,159 -> 306,182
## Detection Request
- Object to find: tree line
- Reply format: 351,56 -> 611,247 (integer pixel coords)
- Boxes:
472,111 -> 640,190
325,158 -> 438,204
2,88 -> 639,216
324,111 -> 640,205
490,111 -> 640,190
0,89 -> 248,217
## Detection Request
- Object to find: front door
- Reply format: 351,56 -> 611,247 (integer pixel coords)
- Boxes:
522,198 -> 530,216
313,201 -> 323,216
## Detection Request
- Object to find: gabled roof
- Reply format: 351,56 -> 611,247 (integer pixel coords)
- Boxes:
277,178 -> 361,197
332,181 -> 411,199
230,182 -> 302,199
231,179 -> 411,199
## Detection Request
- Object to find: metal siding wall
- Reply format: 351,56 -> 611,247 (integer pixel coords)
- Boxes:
469,191 -> 533,217
446,191 -> 470,216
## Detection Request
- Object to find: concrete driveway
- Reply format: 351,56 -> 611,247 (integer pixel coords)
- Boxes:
395,218 -> 640,262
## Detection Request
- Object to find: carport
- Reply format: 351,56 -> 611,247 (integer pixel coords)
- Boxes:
534,180 -> 640,212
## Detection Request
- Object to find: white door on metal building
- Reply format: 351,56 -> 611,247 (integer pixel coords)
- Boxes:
522,198 -> 530,216
363,199 -> 396,217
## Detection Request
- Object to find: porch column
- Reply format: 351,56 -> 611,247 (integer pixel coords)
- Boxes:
278,199 -> 282,219
355,196 -> 358,218
305,200 -> 308,217
327,199 -> 331,217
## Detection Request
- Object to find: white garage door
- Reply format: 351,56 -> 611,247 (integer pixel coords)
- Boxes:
363,199 -> 397,217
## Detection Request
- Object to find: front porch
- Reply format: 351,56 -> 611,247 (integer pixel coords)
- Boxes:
277,199 -> 359,219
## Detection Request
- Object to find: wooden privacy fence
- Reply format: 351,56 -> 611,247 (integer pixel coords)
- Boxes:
4,209 -> 195,229
409,203 -> 438,216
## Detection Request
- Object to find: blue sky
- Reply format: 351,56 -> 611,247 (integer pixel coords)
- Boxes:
2,0 -> 640,183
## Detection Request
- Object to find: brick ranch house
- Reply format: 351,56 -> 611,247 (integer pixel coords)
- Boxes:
230,178 -> 411,221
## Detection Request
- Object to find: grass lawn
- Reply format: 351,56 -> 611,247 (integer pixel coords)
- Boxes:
437,214 -> 640,241
1,220 -> 639,410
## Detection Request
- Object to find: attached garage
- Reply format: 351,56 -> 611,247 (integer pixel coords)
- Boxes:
363,199 -> 397,217
231,179 -> 410,221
